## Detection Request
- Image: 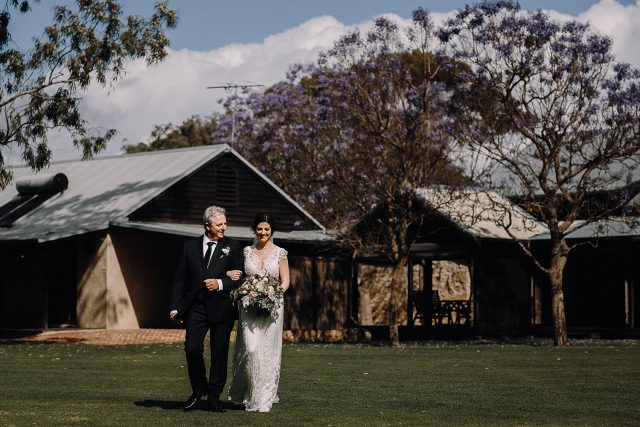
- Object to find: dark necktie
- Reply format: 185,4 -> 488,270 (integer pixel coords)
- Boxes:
204,241 -> 215,268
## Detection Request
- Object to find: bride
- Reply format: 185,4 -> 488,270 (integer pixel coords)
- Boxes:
227,213 -> 290,412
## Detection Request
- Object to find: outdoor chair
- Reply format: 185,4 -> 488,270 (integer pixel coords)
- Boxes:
431,290 -> 450,325
412,290 -> 426,324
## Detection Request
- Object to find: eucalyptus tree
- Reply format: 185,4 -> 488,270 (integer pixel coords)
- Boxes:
438,1 -> 640,345
124,115 -> 219,153
217,10 -> 466,346
0,0 -> 177,188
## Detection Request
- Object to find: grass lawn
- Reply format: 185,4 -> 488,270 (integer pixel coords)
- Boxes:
0,339 -> 639,426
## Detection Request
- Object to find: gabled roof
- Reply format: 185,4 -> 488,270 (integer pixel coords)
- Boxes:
417,187 -> 640,241
227,145 -> 325,231
417,187 -> 548,240
0,144 -> 326,242
531,218 -> 640,240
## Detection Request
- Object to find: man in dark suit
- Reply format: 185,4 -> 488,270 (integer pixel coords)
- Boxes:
170,205 -> 243,413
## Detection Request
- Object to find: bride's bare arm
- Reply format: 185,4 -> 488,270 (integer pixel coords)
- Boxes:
279,258 -> 290,291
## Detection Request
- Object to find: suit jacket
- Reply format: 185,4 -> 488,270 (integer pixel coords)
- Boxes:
170,235 -> 244,322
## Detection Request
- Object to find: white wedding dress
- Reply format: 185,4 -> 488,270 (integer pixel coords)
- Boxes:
228,245 -> 287,412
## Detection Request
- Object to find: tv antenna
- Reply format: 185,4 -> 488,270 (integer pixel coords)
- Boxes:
207,83 -> 263,147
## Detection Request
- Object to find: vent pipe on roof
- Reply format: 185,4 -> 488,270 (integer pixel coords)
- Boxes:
15,173 -> 69,195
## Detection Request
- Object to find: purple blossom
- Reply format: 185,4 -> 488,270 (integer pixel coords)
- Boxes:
479,0 -> 520,15
412,7 -> 432,31
208,5 -> 477,236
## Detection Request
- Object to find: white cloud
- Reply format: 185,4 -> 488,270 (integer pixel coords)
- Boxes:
578,0 -> 640,65
39,16 -> 355,160
21,1 -> 640,162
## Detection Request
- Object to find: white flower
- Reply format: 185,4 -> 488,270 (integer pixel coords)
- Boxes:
231,272 -> 284,319
221,246 -> 230,257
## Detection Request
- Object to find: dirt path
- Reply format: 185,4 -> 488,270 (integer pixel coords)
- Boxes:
11,329 -> 186,345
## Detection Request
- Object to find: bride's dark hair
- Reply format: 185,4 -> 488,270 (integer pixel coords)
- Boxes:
251,213 -> 276,234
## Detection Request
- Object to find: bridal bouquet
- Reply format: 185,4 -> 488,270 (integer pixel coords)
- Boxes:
232,272 -> 284,319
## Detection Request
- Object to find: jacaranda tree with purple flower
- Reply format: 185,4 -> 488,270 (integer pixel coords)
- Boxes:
438,1 -> 640,345
217,10 -> 467,346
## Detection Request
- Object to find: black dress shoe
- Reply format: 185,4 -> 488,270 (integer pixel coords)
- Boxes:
207,400 -> 227,413
183,392 -> 204,411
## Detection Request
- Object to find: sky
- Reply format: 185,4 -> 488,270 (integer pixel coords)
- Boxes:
4,0 -> 640,163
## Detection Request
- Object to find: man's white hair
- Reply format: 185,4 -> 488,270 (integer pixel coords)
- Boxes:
203,205 -> 226,226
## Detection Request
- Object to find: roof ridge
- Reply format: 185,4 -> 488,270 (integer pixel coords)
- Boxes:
7,144 -> 229,169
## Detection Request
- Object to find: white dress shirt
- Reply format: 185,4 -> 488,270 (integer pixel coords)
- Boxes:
203,236 -> 223,290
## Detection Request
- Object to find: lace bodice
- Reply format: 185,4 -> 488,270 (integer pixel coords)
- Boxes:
243,245 -> 287,278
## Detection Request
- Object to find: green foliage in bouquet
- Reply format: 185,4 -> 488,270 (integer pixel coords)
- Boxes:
232,273 -> 284,319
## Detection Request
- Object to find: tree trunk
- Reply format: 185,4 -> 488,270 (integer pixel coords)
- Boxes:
388,261 -> 405,347
549,240 -> 569,346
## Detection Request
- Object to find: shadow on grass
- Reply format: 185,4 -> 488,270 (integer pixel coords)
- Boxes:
134,400 -> 245,411
134,400 -> 185,410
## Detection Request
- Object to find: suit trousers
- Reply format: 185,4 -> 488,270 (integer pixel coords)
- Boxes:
184,302 -> 234,400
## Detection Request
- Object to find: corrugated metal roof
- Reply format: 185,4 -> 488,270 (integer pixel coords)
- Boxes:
0,144 -> 325,242
112,221 -> 335,243
417,187 -> 549,240
531,218 -> 640,240
418,187 -> 640,241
